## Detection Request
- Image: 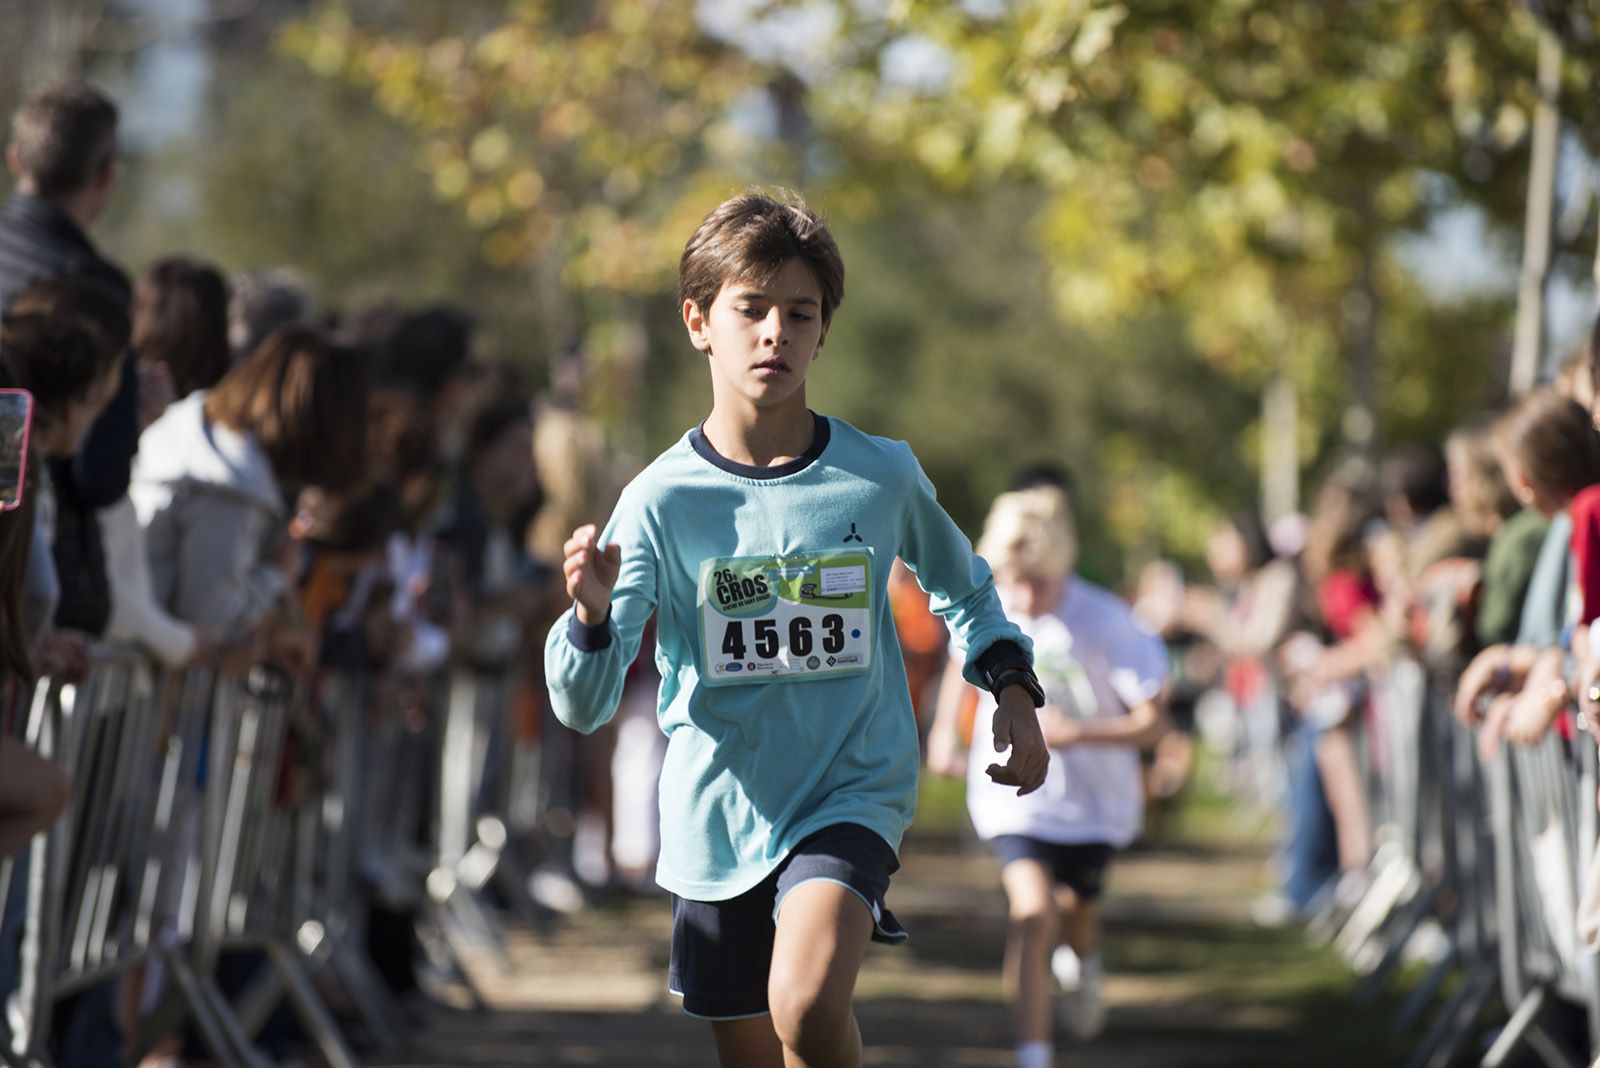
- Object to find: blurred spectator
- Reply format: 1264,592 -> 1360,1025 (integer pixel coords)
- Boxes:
1380,444 -> 1470,594
0,308 -> 121,655
228,267 -> 310,361
6,277 -> 131,641
0,82 -> 126,307
0,358 -> 68,863
131,255 -> 231,401
131,325 -> 368,649
1441,413 -> 1536,651
1,83 -> 140,645
1456,389 -> 1600,752
1279,465 -> 1383,913
889,556 -> 948,726
529,400 -> 617,566
368,391 -> 456,675
89,258 -> 236,669
439,396 -> 544,666
295,480 -> 406,670
345,302 -> 480,469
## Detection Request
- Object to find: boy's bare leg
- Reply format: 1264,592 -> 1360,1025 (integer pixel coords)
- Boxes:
1053,887 -> 1099,958
1001,859 -> 1058,1045
712,1016 -> 784,1068
768,880 -> 874,1068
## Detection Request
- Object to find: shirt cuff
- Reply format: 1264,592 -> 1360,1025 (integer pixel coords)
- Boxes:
566,611 -> 614,652
973,639 -> 1028,681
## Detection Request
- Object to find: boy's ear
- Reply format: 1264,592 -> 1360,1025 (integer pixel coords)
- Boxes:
682,298 -> 711,352
816,317 -> 830,355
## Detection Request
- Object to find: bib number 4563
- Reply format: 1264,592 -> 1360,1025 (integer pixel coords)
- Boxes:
721,614 -> 846,660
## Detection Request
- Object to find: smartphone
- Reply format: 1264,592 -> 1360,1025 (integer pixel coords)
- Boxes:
0,389 -> 34,512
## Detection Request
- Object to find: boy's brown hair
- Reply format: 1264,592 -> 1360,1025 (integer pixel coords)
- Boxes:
678,192 -> 845,322
1498,388 -> 1600,498
205,324 -> 368,493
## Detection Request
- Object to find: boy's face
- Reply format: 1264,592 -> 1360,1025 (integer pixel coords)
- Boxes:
683,258 -> 829,413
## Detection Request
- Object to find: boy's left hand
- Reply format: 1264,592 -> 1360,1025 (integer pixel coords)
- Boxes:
987,686 -> 1048,795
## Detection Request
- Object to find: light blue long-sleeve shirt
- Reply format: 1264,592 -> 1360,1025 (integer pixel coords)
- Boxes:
544,414 -> 1029,900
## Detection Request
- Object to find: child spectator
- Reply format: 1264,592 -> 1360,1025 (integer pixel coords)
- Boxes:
545,193 -> 1046,1068
1456,389 -> 1600,753
927,486 -> 1168,1065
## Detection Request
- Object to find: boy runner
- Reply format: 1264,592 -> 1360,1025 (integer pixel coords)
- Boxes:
929,485 -> 1169,1068
545,192 -> 1049,1068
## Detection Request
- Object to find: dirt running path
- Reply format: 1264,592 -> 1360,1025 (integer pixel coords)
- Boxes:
381,820 -> 1404,1067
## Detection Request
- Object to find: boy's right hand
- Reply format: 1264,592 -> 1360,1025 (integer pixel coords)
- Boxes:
564,523 -> 621,625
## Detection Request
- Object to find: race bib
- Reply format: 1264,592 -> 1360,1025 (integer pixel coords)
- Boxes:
699,550 -> 873,685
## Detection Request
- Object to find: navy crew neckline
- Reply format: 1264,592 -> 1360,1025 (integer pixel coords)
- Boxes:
690,412 -> 830,480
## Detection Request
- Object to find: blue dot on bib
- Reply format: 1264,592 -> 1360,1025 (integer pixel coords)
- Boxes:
851,628 -> 861,639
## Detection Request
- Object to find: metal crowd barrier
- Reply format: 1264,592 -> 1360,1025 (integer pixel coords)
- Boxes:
0,645 -> 552,1066
1257,642 -> 1600,1067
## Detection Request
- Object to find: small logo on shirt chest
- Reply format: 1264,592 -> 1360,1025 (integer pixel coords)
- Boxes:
842,522 -> 864,544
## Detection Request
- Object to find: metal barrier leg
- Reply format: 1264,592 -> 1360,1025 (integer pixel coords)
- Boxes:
260,941 -> 359,1068
230,961 -> 285,1043
1392,938 -> 1459,1034
1408,963 -> 1496,1068
145,945 -> 269,1068
326,934 -> 414,1050
416,911 -> 490,1013
1525,1024 -> 1586,1068
1484,983 -> 1551,1067
1354,880 -> 1443,1003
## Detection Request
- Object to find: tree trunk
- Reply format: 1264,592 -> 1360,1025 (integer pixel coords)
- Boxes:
1341,245 -> 1380,456
1510,28 -> 1563,395
1261,372 -> 1299,523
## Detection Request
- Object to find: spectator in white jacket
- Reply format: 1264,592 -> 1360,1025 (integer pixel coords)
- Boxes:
99,257 -> 233,667
130,324 -> 368,647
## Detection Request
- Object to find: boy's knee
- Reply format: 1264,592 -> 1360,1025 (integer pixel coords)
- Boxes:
768,971 -> 852,1057
1007,896 -> 1055,929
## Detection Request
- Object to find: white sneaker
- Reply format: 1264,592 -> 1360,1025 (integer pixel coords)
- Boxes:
1057,951 -> 1107,1040
1051,945 -> 1082,990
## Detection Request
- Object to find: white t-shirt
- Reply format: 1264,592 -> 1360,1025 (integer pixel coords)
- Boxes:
965,577 -> 1168,848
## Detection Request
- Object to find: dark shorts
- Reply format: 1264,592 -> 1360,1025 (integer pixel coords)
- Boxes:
668,822 -> 908,1020
990,836 -> 1114,901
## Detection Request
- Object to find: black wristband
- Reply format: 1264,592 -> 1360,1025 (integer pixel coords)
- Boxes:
992,668 -> 1046,708
978,650 -> 1033,694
